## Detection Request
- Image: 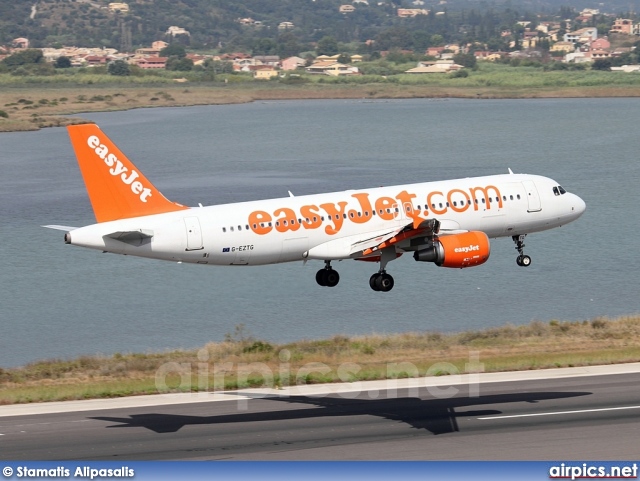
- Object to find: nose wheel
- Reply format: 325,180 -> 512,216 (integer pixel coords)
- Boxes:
316,260 -> 340,287
513,235 -> 532,267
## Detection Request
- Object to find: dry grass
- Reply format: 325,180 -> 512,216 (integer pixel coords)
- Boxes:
2,315 -> 640,405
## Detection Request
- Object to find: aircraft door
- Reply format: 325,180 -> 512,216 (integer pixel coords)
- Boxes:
184,216 -> 204,251
521,181 -> 542,212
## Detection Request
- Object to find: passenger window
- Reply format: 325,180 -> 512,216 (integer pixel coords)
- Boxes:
222,227 -> 226,233
510,195 -> 514,200
517,194 -> 521,200
230,226 -> 234,232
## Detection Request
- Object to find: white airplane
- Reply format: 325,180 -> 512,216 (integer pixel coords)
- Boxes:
46,124 -> 586,292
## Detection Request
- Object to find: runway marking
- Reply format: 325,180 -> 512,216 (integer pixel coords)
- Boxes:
478,405 -> 640,420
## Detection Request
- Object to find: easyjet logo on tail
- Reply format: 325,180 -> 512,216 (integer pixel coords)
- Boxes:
87,135 -> 153,203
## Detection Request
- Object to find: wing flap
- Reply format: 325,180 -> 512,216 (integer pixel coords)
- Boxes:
361,218 -> 441,256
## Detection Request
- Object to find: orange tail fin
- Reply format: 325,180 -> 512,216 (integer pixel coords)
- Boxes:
67,124 -> 188,223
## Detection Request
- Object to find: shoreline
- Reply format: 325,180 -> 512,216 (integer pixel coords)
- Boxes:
3,83 -> 640,132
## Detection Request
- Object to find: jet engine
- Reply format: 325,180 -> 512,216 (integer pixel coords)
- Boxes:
413,231 -> 490,268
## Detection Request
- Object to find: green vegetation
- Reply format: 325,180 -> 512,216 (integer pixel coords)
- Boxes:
1,62 -> 640,133
2,315 -> 640,405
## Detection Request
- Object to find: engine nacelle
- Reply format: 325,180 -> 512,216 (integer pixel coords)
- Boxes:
413,231 -> 490,268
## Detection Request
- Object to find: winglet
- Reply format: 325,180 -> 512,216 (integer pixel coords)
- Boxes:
67,124 -> 188,223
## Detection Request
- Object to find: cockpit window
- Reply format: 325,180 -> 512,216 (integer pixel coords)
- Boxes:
553,186 -> 560,196
558,185 -> 567,195
553,185 -> 567,196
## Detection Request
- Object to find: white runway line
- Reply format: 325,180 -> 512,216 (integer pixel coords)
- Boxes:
478,405 -> 640,420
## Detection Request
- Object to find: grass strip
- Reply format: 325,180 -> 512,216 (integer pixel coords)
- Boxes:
2,315 -> 640,405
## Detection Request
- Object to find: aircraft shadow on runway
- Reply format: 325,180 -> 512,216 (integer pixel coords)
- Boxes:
90,390 -> 591,435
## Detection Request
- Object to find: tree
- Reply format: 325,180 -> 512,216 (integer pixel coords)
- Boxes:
166,57 -> 193,71
453,53 -> 477,69
160,44 -> 186,58
316,36 -> 339,56
591,59 -> 612,71
276,32 -> 303,58
1,49 -> 44,67
337,53 -> 351,64
107,59 -> 131,76
54,56 -> 72,68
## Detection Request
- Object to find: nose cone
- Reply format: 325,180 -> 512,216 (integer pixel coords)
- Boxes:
575,194 -> 586,216
570,193 -> 586,220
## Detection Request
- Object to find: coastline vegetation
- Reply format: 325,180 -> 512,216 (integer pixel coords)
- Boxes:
2,62 -> 640,132
1,315 -> 640,405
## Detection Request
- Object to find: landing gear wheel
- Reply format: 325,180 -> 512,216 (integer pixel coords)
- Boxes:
325,269 -> 340,287
513,235 -> 531,268
378,273 -> 394,292
369,273 -> 381,291
370,272 -> 394,292
316,269 -> 328,286
316,262 -> 340,288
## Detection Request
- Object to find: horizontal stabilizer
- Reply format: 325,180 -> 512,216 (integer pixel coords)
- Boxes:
43,225 -> 78,231
104,229 -> 154,246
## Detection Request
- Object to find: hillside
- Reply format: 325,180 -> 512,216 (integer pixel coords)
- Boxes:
3,0 -> 640,53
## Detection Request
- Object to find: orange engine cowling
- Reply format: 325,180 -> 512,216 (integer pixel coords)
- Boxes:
413,231 -> 490,268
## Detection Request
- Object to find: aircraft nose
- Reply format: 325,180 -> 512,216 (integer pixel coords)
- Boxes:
572,194 -> 586,217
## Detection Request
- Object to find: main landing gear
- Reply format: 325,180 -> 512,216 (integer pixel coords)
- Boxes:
316,260 -> 340,287
369,247 -> 397,292
513,234 -> 532,267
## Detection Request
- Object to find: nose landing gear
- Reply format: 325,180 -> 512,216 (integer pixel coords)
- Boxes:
513,234 -> 532,267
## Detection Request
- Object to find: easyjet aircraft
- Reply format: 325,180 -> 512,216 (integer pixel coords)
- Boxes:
46,124 -> 586,292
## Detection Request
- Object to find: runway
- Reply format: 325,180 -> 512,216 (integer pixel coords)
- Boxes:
2,365 -> 640,460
